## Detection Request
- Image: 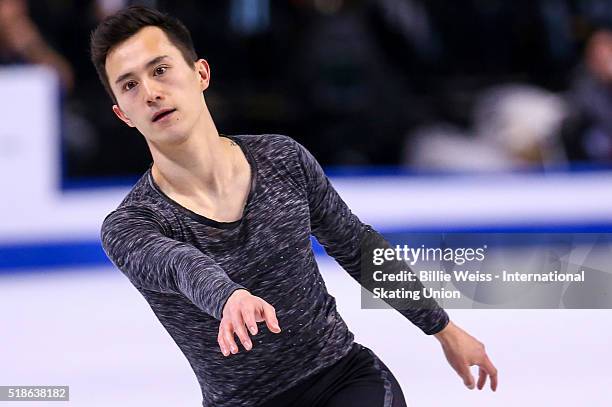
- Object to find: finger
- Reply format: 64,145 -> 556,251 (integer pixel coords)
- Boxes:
217,327 -> 230,357
491,371 -> 498,392
262,303 -> 281,333
477,367 -> 487,390
482,357 -> 498,392
223,323 -> 239,354
242,306 -> 258,336
232,313 -> 253,351
253,304 -> 265,323
476,356 -> 498,391
220,322 -> 237,355
458,364 -> 475,390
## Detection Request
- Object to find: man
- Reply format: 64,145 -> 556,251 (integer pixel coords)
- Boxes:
93,6 -> 497,407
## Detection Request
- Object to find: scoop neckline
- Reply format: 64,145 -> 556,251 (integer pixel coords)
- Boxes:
147,134 -> 258,230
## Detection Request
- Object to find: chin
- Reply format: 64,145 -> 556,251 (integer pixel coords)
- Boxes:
145,127 -> 189,147
162,131 -> 191,145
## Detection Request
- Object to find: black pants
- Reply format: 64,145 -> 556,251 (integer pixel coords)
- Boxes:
258,343 -> 407,407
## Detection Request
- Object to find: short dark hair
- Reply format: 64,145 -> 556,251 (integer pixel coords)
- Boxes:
90,6 -> 198,103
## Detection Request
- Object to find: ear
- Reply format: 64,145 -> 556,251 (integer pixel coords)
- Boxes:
112,104 -> 135,128
195,59 -> 211,92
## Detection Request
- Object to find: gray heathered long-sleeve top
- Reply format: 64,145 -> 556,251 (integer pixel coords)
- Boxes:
100,134 -> 449,407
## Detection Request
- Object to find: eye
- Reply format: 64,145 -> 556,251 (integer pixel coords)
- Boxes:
154,66 -> 168,76
123,80 -> 137,91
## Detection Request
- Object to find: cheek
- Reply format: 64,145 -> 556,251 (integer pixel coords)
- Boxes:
116,95 -> 137,118
123,100 -> 149,124
174,81 -> 203,111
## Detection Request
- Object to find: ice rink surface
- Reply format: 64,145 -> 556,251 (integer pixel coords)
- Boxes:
1,257 -> 611,406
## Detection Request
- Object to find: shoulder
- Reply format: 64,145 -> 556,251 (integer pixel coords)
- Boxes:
115,170 -> 159,208
230,134 -> 316,171
101,171 -> 171,235
230,134 -> 302,157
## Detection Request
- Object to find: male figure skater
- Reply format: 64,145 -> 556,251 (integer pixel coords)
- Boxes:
93,6 -> 497,407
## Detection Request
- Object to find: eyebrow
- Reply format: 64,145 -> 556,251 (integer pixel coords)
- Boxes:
114,55 -> 170,85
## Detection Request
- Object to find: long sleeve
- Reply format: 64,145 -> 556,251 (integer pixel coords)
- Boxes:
291,138 -> 449,335
100,205 -> 245,320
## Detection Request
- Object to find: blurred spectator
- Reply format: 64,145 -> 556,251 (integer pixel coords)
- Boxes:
0,0 -> 103,182
27,0 -> 154,179
94,0 -> 129,19
405,84 -> 568,171
289,0 -> 410,165
0,0 -> 74,91
566,28 -> 612,162
6,0 -> 612,180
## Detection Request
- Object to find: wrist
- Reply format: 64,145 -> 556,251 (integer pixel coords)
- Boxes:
220,288 -> 249,318
228,288 -> 250,303
434,320 -> 457,343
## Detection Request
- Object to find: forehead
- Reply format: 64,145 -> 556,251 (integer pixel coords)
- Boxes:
105,26 -> 182,81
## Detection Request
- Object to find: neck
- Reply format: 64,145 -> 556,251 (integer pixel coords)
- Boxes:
148,107 -> 235,198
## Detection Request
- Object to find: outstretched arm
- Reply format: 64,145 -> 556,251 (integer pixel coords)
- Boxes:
101,205 -> 281,355
101,205 -> 244,320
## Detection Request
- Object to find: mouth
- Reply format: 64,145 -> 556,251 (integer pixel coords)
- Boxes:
152,108 -> 177,122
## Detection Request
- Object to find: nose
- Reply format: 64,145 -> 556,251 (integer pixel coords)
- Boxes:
141,78 -> 163,105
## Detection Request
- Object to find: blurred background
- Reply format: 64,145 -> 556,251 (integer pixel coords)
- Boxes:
9,0 -> 612,177
1,0 -> 612,406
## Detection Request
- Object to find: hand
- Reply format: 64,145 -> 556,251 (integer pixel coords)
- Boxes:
0,0 -> 27,23
0,0 -> 37,54
218,289 -> 281,357
434,321 -> 498,391
1,18 -> 40,54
